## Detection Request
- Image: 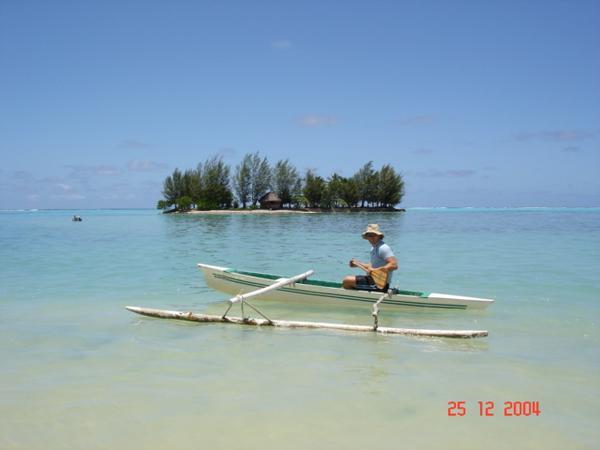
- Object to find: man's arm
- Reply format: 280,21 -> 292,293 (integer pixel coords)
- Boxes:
380,256 -> 398,273
350,258 -> 372,272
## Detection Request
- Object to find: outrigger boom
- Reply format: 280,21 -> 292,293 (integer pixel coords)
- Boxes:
228,270 -> 315,304
126,268 -> 489,339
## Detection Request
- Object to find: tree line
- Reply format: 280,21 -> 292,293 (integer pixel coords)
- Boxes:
157,153 -> 404,211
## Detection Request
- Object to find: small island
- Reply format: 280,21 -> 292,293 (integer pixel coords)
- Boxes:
157,153 -> 405,214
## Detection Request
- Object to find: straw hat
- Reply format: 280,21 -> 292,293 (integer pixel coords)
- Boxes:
362,224 -> 384,238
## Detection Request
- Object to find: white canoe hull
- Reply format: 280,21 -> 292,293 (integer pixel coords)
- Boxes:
198,264 -> 494,310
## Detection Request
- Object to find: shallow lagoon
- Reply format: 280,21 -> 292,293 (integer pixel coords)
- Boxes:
1,208 -> 599,449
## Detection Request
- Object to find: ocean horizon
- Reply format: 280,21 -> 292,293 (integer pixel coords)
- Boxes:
1,208 -> 598,449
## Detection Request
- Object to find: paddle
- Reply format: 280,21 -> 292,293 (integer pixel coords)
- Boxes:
350,260 -> 389,290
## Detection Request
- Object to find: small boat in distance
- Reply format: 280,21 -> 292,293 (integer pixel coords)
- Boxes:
72,215 -> 82,222
197,263 -> 494,310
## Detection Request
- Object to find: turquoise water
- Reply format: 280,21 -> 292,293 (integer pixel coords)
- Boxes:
1,208 -> 599,449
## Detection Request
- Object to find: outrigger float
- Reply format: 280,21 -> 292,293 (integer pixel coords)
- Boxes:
126,265 -> 492,339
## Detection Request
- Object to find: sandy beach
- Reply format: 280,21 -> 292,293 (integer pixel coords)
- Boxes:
174,207 -> 403,215
183,209 -> 316,215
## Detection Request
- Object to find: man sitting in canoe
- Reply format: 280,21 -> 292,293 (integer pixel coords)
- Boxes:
342,224 -> 398,291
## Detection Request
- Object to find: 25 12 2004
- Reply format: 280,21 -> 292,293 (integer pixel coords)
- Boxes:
447,400 -> 541,417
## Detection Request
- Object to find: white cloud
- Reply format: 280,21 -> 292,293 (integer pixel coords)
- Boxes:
411,148 -> 434,155
297,115 -> 338,127
127,160 -> 169,172
100,192 -> 136,200
412,169 -> 477,178
271,40 -> 292,49
54,193 -> 86,200
119,139 -> 152,150
396,115 -> 434,126
65,164 -> 120,177
216,147 -> 237,159
514,129 -> 596,142
52,182 -> 85,199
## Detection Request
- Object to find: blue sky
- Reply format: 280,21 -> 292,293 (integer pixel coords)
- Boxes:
1,0 -> 599,208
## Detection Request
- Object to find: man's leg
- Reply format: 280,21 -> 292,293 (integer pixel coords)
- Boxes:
342,276 -> 357,289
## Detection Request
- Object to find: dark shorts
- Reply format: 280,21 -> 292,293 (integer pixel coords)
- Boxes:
356,275 -> 375,287
355,275 -> 389,292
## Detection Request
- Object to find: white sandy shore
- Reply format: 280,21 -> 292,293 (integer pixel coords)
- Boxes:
184,209 -> 316,215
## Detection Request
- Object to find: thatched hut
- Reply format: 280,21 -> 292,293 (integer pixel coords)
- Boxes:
259,192 -> 282,210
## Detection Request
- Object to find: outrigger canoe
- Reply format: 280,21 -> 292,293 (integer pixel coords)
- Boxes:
197,263 -> 494,310
126,266 -> 490,338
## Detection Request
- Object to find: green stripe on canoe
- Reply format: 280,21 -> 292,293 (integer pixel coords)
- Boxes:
212,273 -> 466,310
232,269 -> 428,297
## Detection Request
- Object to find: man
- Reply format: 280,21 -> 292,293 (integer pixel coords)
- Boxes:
342,224 -> 398,290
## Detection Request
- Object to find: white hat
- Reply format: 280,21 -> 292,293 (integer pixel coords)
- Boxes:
362,224 -> 384,238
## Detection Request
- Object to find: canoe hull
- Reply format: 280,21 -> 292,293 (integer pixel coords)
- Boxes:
198,264 -> 494,310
